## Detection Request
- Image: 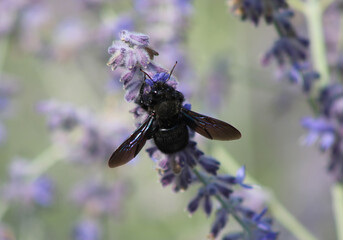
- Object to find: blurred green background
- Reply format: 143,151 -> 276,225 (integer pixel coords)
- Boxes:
0,0 -> 336,239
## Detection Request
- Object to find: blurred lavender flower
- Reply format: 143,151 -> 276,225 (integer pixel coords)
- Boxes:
302,83 -> 343,180
38,100 -> 123,164
227,0 -> 319,93
0,224 -> 15,240
73,219 -> 101,240
0,80 -> 16,144
107,30 -> 277,238
261,9 -> 319,92
227,0 -> 288,25
18,2 -> 51,53
0,0 -> 24,36
134,0 -> 194,93
53,19 -> 89,60
1,158 -> 54,207
71,178 -> 128,217
97,14 -> 134,47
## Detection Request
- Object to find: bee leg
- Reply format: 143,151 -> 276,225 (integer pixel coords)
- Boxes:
147,122 -> 158,139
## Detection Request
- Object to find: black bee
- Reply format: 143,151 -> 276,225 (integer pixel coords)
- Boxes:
108,63 -> 241,168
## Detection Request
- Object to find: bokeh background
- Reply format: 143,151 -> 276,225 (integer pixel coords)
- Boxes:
0,0 -> 338,239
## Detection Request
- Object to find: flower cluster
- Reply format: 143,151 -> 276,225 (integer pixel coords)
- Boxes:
228,0 -> 342,183
302,84 -> 343,181
71,177 -> 128,217
0,224 -> 15,240
38,100 -> 122,164
227,0 -> 288,25
72,218 -> 101,240
107,30 -> 176,102
70,177 -> 128,240
228,0 -> 319,92
108,30 -> 277,239
0,158 -> 55,207
0,80 -> 15,144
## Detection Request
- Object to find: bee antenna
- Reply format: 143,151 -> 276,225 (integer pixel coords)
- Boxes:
140,68 -> 153,80
166,61 -> 177,82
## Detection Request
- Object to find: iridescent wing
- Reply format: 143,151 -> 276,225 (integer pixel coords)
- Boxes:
108,116 -> 154,168
181,108 -> 241,141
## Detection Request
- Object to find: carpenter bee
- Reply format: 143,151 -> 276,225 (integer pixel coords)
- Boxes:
108,62 -> 241,168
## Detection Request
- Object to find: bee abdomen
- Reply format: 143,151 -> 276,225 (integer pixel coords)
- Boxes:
153,123 -> 189,153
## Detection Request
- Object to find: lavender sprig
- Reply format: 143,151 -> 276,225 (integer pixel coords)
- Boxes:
228,0 -> 343,180
108,30 -> 277,239
228,0 -> 342,239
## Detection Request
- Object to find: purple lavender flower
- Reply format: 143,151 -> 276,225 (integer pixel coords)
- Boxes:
302,83 -> 343,180
228,1 -> 319,93
71,178 -> 127,217
107,30 -> 175,102
133,0 -> 194,93
38,100 -> 123,164
37,100 -> 83,131
0,0 -> 23,36
73,219 -> 101,240
221,208 -> 278,240
227,0 -> 288,25
18,2 -> 51,53
0,80 -> 16,144
52,19 -> 88,60
1,158 -> 55,207
0,224 -> 15,240
108,29 -> 277,238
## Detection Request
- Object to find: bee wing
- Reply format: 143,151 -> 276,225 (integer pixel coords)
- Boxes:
108,116 -> 154,168
181,108 -> 241,141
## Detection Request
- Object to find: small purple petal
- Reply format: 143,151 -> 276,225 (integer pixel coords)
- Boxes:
120,68 -> 137,86
187,193 -> 202,214
235,166 -> 253,189
320,132 -> 335,151
73,219 -> 101,240
214,183 -> 232,198
160,172 -> 175,187
32,176 -> 54,206
198,156 -> 220,175
136,49 -> 149,68
210,208 -> 228,238
125,49 -> 137,70
120,30 -> 149,47
203,195 -> 212,217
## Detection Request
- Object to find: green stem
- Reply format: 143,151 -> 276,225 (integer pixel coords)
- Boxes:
192,168 -> 252,237
287,0 -> 305,12
28,145 -> 63,182
304,0 -> 330,90
213,146 -> 318,240
332,183 -> 343,240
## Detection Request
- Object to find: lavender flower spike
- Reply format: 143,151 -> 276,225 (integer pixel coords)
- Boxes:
108,30 -> 277,238
107,30 -> 168,102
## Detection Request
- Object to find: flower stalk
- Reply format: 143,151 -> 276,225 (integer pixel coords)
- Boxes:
192,167 -> 252,237
303,0 -> 330,89
332,183 -> 343,240
214,145 -> 318,240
